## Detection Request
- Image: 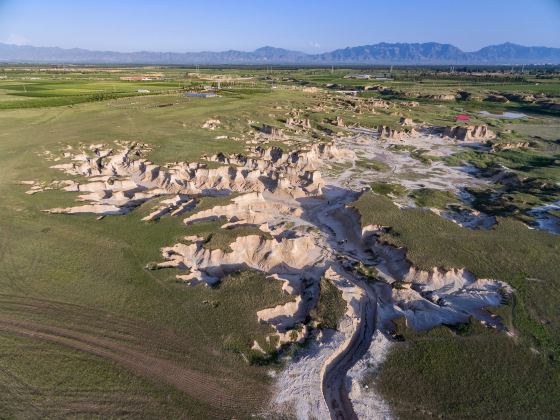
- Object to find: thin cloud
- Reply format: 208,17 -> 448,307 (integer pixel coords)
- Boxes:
2,33 -> 30,46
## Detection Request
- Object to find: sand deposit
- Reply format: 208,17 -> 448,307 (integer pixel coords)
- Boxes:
339,128 -> 489,194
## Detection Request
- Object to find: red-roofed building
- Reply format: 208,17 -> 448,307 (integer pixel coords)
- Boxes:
456,114 -> 470,122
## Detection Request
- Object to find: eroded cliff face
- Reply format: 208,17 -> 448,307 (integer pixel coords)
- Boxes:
377,125 -> 418,140
442,125 -> 496,141
157,230 -> 323,346
32,140 -> 354,216
422,94 -> 456,101
491,141 -> 530,152
22,139 -> 357,354
285,117 -> 312,129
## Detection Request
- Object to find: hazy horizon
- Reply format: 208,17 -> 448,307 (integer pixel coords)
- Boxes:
2,41 -> 560,55
1,0 -> 560,53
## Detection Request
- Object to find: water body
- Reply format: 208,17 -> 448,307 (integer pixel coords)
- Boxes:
529,201 -> 560,235
478,111 -> 527,119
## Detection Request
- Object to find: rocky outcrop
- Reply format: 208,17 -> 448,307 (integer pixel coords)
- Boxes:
158,233 -> 322,286
442,125 -> 496,141
363,227 -> 511,331
142,195 -> 194,221
202,119 -> 221,130
422,94 -> 456,101
39,140 -> 355,215
325,116 -> 347,127
484,94 -> 509,103
183,192 -> 302,226
363,84 -> 384,91
285,117 -> 311,129
502,92 -> 535,103
377,125 -> 417,139
392,267 -> 510,330
491,141 -> 530,152
207,141 -> 354,174
155,231 -> 324,343
260,124 -> 284,138
369,98 -> 391,108
399,117 -> 415,126
455,91 -> 472,101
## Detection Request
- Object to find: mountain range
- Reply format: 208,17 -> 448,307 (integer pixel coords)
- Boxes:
1,42 -> 560,65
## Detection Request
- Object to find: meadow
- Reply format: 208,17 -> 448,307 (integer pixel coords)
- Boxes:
0,81 -> 314,416
353,193 -> 560,418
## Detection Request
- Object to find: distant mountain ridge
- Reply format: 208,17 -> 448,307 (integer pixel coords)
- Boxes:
1,42 -> 560,64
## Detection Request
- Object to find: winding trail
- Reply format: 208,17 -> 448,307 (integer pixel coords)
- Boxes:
321,276 -> 377,420
300,186 -> 381,419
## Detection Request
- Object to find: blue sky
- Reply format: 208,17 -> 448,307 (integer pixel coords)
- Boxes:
1,0 -> 559,52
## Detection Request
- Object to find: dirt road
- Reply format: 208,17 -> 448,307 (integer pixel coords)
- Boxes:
0,294 -> 263,416
321,276 -> 377,420
300,187 -> 381,419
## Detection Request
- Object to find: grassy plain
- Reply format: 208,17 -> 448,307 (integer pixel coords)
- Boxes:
310,278 -> 347,330
353,193 -> 560,417
0,82 -> 315,416
377,319 -> 560,419
411,188 -> 460,209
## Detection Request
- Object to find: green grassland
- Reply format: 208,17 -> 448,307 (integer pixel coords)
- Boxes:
0,66 -> 274,110
0,78 -> 188,109
0,85 -> 317,416
310,278 -> 347,330
353,192 -> 560,417
370,181 -> 408,197
411,188 -> 460,209
355,158 -> 390,172
0,333 -> 207,418
376,318 -> 560,419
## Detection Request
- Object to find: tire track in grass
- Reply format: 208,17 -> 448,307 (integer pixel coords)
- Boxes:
0,295 -> 264,415
0,318 -> 253,415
